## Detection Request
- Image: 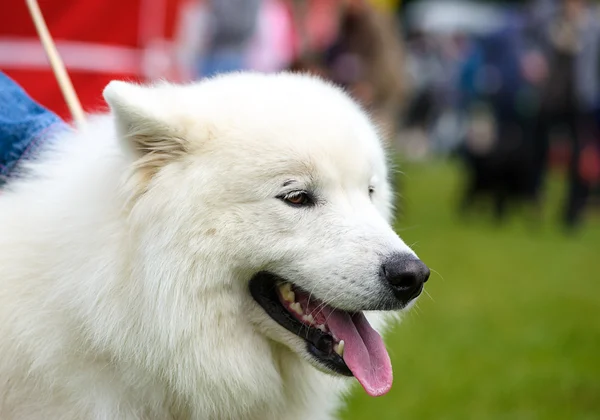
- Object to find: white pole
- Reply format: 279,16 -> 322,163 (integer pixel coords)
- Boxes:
25,0 -> 86,128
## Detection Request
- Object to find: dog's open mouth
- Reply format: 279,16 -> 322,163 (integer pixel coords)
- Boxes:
249,272 -> 392,397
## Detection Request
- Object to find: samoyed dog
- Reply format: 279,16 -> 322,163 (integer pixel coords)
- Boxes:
0,72 -> 429,419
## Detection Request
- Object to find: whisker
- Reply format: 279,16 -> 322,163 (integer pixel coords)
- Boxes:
412,303 -> 422,316
306,281 -> 320,310
423,288 -> 435,302
430,267 -> 445,282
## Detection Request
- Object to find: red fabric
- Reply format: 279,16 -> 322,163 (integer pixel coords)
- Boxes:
0,0 -> 184,122
2,0 -> 143,45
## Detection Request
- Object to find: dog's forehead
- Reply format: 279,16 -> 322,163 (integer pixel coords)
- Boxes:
239,131 -> 384,191
234,112 -> 384,186
180,74 -> 387,182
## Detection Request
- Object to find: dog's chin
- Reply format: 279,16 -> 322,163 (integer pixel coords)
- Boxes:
248,271 -> 413,397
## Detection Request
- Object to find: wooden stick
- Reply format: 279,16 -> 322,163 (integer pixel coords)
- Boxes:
25,0 -> 86,128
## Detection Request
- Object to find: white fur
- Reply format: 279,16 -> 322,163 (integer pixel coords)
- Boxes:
0,72 -> 417,419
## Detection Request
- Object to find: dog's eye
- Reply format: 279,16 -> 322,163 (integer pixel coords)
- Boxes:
368,186 -> 375,198
279,191 -> 313,207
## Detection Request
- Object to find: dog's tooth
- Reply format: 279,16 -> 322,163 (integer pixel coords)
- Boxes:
316,324 -> 326,332
286,290 -> 295,303
334,340 -> 345,357
290,302 -> 303,315
302,314 -> 315,325
279,283 -> 295,302
279,282 -> 291,294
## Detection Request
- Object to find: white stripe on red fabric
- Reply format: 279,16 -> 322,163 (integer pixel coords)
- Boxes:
0,38 -> 142,74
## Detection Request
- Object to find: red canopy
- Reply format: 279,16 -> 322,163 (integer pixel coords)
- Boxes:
0,0 -> 187,121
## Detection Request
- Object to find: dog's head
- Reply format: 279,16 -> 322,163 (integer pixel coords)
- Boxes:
104,73 -> 429,397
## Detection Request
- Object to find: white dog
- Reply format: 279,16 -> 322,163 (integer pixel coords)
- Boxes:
0,72 -> 429,420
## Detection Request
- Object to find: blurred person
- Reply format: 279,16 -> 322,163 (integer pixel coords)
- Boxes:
196,0 -> 261,78
456,10 -> 546,222
0,0 -> 188,121
401,30 -> 447,159
246,0 -> 297,73
288,0 -> 346,60
529,0 -> 600,230
403,31 -> 471,157
286,0 -> 406,140
325,0 -> 405,144
284,0 -> 347,80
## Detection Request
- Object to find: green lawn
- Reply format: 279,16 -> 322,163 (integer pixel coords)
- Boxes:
340,160 -> 600,420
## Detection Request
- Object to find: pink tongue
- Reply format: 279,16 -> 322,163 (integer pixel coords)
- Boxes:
324,309 -> 393,396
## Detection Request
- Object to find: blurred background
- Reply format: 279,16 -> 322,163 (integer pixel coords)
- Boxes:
1,0 -> 599,417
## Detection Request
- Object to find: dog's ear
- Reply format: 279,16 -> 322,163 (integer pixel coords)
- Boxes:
103,81 -> 187,167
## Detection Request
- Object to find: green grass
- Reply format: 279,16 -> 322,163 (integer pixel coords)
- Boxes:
340,160 -> 600,420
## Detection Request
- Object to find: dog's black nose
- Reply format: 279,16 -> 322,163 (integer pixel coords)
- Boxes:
381,254 -> 430,303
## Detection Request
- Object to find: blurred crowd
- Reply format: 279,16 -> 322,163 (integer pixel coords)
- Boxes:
1,0 -> 599,230
401,0 -> 600,230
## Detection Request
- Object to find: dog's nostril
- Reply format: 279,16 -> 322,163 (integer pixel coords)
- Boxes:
381,254 -> 430,302
391,272 -> 417,289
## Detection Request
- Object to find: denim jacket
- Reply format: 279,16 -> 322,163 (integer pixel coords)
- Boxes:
0,72 -> 67,186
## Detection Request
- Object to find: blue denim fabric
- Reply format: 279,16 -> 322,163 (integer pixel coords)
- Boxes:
0,72 -> 68,186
